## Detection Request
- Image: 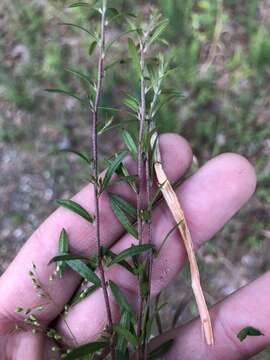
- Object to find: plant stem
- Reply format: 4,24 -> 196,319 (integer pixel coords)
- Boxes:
143,149 -> 153,360
136,37 -> 146,360
153,160 -> 214,345
91,1 -> 114,356
137,38 -> 146,249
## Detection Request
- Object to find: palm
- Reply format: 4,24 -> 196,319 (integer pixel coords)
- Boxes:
1,135 -> 268,360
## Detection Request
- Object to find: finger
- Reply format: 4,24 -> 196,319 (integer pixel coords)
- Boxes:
150,271 -> 270,360
0,134 -> 192,330
0,332 -> 44,360
56,153 -> 256,345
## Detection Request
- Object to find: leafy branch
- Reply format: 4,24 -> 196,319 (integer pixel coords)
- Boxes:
89,1 -> 115,358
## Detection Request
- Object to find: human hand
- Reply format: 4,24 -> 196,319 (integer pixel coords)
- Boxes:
0,133 -> 265,360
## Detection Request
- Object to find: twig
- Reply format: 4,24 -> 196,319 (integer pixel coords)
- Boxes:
152,138 -> 214,345
91,1 -> 115,356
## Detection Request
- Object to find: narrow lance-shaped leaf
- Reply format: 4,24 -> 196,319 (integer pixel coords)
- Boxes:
68,2 -> 91,8
51,147 -> 91,165
113,324 -> 138,347
111,244 -> 154,265
138,257 -> 150,298
115,163 -> 137,193
109,194 -> 138,239
65,68 -> 93,88
67,260 -> 101,287
89,40 -> 97,56
116,311 -> 131,359
101,246 -> 135,274
147,19 -> 169,47
57,228 -> 69,277
237,327 -> 264,342
100,151 -> 127,193
128,38 -> 140,74
68,284 -> 98,307
45,88 -> 84,103
48,254 -> 89,265
97,116 -> 114,135
122,129 -> 138,160
162,89 -> 183,96
122,94 -> 140,113
59,22 -> 97,40
108,193 -> 136,218
65,341 -> 108,360
148,339 -> 174,359
56,199 -> 95,223
109,280 -> 134,315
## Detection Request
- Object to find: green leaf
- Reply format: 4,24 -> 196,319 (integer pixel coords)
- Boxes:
108,193 -> 136,218
111,244 -> 154,264
65,341 -> 108,359
123,97 -> 139,113
109,280 -> 133,315
48,254 -> 89,265
59,229 -> 68,254
148,19 -> 169,47
68,2 -> 90,8
59,23 -> 96,40
101,246 -> 135,274
113,324 -> 138,347
162,89 -> 183,97
88,40 -> 97,56
51,147 -> 91,165
68,284 -> 98,307
56,199 -> 94,223
101,151 -> 127,193
148,339 -> 174,359
237,327 -> 264,342
97,116 -> 114,135
116,311 -> 131,359
67,260 -> 101,287
65,68 -> 93,88
115,163 -> 137,193
128,38 -> 140,74
56,229 -> 69,276
109,194 -> 138,239
45,88 -> 84,103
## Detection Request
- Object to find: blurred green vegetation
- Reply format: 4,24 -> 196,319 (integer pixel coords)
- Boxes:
1,0 -> 269,250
